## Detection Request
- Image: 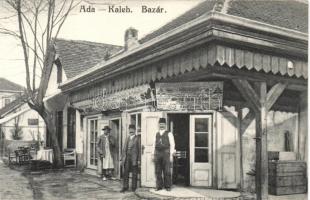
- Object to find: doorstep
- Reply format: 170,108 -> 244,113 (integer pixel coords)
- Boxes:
135,186 -> 242,200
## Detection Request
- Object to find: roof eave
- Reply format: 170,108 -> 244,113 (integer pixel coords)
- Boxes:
59,11 -> 308,91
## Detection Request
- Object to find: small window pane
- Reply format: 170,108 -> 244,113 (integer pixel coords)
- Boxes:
195,133 -> 208,147
138,114 -> 141,130
131,114 -> 136,126
90,144 -> 94,155
91,120 -> 94,129
195,118 -> 208,132
195,148 -> 208,162
91,131 -> 94,141
90,158 -> 93,165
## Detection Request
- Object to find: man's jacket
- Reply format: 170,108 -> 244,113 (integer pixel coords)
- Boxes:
121,135 -> 140,166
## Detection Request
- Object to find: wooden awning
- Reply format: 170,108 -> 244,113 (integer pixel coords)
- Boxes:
69,44 -> 307,103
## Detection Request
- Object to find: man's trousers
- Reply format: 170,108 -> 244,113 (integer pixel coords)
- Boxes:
155,149 -> 171,189
122,155 -> 138,191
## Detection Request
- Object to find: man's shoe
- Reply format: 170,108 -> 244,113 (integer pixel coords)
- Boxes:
166,188 -> 171,191
102,177 -> 107,181
120,188 -> 127,193
155,188 -> 162,191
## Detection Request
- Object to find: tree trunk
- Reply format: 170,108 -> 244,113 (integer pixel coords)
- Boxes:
30,103 -> 63,168
43,112 -> 63,168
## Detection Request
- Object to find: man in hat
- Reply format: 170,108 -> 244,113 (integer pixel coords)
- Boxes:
152,118 -> 175,191
120,124 -> 140,192
96,125 -> 116,181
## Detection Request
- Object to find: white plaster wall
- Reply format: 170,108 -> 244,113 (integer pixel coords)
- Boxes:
298,92 -> 307,162
45,63 -> 67,98
1,108 -> 45,141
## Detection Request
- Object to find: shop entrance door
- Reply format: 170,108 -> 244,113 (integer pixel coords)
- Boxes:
87,118 -> 98,169
141,112 -> 164,187
190,115 -> 212,187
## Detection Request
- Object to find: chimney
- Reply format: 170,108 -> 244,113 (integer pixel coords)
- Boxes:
124,27 -> 139,51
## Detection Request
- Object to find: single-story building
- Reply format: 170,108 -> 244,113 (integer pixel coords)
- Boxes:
46,1 -> 308,199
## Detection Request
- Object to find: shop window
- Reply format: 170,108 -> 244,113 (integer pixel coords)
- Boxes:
89,119 -> 98,166
67,108 -> 76,148
130,113 -> 141,134
56,111 -> 63,150
194,117 -> 209,163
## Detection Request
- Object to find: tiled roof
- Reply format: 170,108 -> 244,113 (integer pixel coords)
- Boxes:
139,0 -> 217,43
227,0 -> 308,33
140,0 -> 308,43
55,39 -> 123,79
0,78 -> 24,92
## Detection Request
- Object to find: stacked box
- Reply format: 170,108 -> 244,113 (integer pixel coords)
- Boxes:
268,161 -> 307,195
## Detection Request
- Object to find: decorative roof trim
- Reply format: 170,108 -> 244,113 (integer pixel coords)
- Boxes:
60,11 -> 307,90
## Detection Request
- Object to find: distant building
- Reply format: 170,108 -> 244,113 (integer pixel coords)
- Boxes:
0,95 -> 45,142
0,78 -> 24,109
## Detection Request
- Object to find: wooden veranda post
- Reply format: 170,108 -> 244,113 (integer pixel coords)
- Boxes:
232,79 -> 286,200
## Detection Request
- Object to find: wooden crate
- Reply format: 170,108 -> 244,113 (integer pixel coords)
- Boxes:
268,161 -> 307,195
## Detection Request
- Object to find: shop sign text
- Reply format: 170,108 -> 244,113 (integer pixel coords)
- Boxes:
156,82 -> 223,111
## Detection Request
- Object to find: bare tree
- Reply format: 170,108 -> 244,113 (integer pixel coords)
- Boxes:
10,116 -> 23,140
0,0 -> 80,167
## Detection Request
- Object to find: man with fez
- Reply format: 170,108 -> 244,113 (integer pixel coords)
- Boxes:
96,125 -> 116,181
152,118 -> 175,191
120,124 -> 140,192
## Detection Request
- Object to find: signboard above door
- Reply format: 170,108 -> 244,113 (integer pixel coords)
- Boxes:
92,84 -> 154,111
155,82 -> 223,111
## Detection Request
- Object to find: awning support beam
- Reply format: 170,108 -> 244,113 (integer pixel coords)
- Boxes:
233,79 -> 286,200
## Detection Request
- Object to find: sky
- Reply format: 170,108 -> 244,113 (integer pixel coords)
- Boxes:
0,0 -> 203,87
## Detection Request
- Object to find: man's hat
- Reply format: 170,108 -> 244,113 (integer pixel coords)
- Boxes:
159,118 -> 166,124
129,124 -> 136,129
102,126 -> 111,130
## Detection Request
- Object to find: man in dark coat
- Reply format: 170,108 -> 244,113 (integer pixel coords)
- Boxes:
152,118 -> 175,191
96,126 -> 116,181
120,124 -> 140,192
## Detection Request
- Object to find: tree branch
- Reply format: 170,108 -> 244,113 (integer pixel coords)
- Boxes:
0,28 -> 20,38
16,0 -> 32,93
32,5 -> 40,90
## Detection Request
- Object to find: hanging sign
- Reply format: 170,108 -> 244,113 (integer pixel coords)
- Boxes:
91,84 -> 154,111
155,82 -> 223,111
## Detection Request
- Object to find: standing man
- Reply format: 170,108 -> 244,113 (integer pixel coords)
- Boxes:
96,125 -> 116,181
120,124 -> 140,192
153,118 -> 175,191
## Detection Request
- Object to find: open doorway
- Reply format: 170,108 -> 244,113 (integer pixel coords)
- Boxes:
168,114 -> 190,186
110,119 -> 121,178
